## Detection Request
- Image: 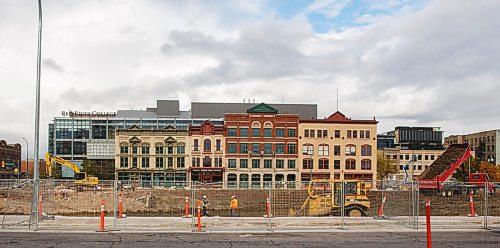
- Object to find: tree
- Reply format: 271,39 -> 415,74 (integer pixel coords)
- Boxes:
82,159 -> 115,180
377,153 -> 398,180
479,161 -> 500,181
453,157 -> 499,181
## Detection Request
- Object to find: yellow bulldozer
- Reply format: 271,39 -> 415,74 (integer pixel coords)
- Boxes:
295,179 -> 370,217
45,153 -> 99,187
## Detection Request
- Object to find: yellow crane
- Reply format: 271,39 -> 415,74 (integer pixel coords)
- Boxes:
45,153 -> 99,186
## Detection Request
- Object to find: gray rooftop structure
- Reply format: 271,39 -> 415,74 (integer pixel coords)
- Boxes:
191,102 -> 317,120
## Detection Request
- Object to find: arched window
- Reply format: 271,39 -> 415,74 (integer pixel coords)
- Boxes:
228,174 -> 237,188
361,159 -> 372,170
361,144 -> 372,156
120,143 -> 128,154
239,174 -> 249,189
251,174 -> 261,189
141,143 -> 150,154
345,144 -> 356,156
203,139 -> 211,151
302,144 -> 314,155
318,144 -> 329,156
345,159 -> 356,170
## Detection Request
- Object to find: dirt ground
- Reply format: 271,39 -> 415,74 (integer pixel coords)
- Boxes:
1,184 -> 499,217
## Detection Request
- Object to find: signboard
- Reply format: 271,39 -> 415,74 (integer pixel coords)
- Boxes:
61,111 -> 116,118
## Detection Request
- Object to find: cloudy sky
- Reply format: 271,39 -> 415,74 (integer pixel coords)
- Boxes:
1,0 -> 499,158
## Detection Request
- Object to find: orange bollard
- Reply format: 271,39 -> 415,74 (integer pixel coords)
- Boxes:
100,199 -> 105,232
118,192 -> 123,219
378,193 -> 387,217
185,193 -> 189,218
266,195 -> 271,218
426,199 -> 432,248
468,193 -> 476,217
38,192 -> 43,218
197,205 -> 201,232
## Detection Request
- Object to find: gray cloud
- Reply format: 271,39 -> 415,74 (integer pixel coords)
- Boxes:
43,58 -> 64,73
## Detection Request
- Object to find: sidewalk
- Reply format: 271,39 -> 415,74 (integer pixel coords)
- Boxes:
1,215 -> 499,233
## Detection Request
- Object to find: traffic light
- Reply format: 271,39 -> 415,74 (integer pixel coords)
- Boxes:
1,161 -> 4,168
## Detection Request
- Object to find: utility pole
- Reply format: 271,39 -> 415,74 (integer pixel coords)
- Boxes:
30,0 -> 43,231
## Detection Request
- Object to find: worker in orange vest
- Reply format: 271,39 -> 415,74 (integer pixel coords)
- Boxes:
229,195 -> 238,217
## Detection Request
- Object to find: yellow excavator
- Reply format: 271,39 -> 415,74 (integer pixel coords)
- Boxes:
45,153 -> 99,187
295,179 -> 370,217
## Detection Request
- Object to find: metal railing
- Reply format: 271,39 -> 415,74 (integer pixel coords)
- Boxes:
0,179 -> 498,232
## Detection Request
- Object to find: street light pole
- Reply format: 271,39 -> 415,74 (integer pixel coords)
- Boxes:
22,138 -> 28,180
30,0 -> 43,231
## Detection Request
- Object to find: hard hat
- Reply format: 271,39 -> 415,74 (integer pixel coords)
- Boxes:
231,195 -> 235,198
202,195 -> 207,198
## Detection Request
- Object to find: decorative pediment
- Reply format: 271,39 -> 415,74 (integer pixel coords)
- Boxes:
128,124 -> 142,130
164,125 -> 176,131
129,136 -> 142,143
325,111 -> 350,122
247,103 -> 278,114
164,136 -> 177,144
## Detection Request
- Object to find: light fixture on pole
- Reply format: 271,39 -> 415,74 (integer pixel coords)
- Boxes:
22,137 -> 28,179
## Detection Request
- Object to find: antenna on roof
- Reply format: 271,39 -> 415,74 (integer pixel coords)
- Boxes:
336,88 -> 339,111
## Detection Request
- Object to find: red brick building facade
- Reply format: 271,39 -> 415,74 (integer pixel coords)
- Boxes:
224,103 -> 299,188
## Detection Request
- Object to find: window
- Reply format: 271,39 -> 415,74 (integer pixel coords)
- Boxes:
323,130 -> 328,138
252,159 -> 260,169
216,139 -> 221,151
228,174 -> 237,188
276,143 -> 285,154
399,155 -> 403,160
177,144 -> 185,154
418,154 -> 422,160
177,157 -> 185,168
228,128 -> 237,137
194,139 -> 199,151
430,155 -> 435,160
347,130 -> 352,138
120,144 -> 128,154
167,157 -> 174,168
276,128 -> 285,137
252,128 -> 261,137
141,157 -> 149,168
204,139 -> 211,151
155,144 -> 163,155
239,174 -> 249,188
302,159 -> 313,169
264,159 -> 272,168
251,174 -> 261,189
304,129 -> 309,138
302,144 -> 314,155
191,158 -> 196,167
319,159 -> 329,169
345,145 -> 356,156
167,146 -> 174,155
288,129 -> 296,137
240,159 -> 248,168
240,143 -> 248,154
334,160 -> 340,170
276,159 -> 284,169
141,144 -> 150,154
418,165 -> 422,170
228,143 -> 237,154
132,145 -> 138,154
317,130 -> 322,138
264,143 -> 273,154
239,128 -> 248,137
345,159 -> 356,170
287,143 -> 297,154
252,143 -> 260,154
335,130 -> 340,138
360,130 -> 364,139
318,144 -> 329,156
366,130 -> 371,139
361,145 -> 372,156
405,155 -> 409,160
264,128 -> 273,137
196,158 -> 200,167
353,130 -> 358,139
228,159 -> 236,168
334,145 -> 341,156
361,159 -> 371,170
400,164 -> 404,170
288,160 -> 296,169
155,157 -> 164,168
216,158 -> 223,167
120,157 -> 128,168
310,130 -> 315,138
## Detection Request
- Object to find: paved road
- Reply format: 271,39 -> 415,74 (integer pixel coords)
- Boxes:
0,231 -> 499,247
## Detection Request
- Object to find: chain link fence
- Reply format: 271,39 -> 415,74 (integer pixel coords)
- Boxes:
0,179 -> 498,232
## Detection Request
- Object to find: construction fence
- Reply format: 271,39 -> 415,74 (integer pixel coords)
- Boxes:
0,179 -> 499,232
